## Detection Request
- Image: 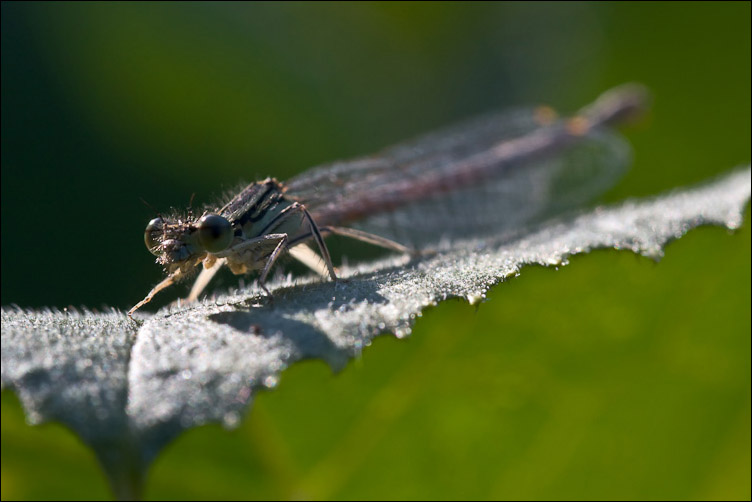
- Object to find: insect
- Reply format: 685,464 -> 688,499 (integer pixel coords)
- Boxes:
130,84 -> 648,316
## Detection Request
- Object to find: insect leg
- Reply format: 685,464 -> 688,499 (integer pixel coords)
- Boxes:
287,226 -> 412,255
288,244 -> 334,278
299,206 -> 337,281
214,233 -> 290,296
186,257 -> 227,303
320,226 -> 412,254
283,226 -> 413,280
257,233 -> 289,296
129,269 -> 183,317
259,201 -> 338,282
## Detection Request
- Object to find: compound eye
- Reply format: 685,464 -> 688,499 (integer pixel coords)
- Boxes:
144,217 -> 164,255
197,214 -> 232,253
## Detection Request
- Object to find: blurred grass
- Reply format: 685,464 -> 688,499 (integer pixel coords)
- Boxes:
1,2 -> 750,500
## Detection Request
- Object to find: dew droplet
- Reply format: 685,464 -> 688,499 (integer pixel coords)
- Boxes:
466,293 -> 484,305
222,411 -> 240,429
263,375 -> 279,388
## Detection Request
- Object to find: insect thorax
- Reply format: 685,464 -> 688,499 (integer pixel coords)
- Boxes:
220,180 -> 305,241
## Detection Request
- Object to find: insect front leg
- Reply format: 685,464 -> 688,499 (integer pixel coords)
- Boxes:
216,233 -> 290,297
129,269 -> 184,317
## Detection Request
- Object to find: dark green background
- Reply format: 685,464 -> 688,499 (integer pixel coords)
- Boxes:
2,2 -> 750,500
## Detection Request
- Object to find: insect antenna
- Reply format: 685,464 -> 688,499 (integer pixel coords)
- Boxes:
140,197 -> 164,221
187,193 -> 196,219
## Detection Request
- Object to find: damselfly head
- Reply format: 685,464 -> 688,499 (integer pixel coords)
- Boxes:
143,213 -> 234,272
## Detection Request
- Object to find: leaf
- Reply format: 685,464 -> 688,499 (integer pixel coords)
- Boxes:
2,166 -> 750,499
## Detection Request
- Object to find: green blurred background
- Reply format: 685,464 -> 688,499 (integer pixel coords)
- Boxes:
1,2 -> 749,500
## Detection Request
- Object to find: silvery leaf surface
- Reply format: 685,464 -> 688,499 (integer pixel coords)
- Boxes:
1,166 -> 750,498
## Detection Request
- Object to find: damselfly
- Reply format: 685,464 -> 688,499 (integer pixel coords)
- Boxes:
130,84 -> 649,315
